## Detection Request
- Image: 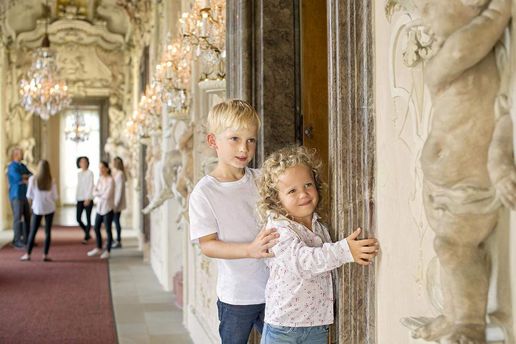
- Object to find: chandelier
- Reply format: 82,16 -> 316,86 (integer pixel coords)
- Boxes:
136,82 -> 162,139
154,34 -> 192,114
19,14 -> 71,120
65,109 -> 90,143
180,0 -> 225,81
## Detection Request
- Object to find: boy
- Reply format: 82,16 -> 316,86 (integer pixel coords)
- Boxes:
189,99 -> 278,344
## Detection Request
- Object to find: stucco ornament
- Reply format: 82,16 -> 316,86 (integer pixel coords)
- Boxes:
397,0 -> 514,343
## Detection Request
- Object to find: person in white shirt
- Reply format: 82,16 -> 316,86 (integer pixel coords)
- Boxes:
111,157 -> 126,249
87,161 -> 115,259
76,156 -> 94,244
257,146 -> 379,344
20,160 -> 58,262
189,100 -> 279,344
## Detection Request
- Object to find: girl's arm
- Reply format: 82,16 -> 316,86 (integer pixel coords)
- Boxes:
51,182 -> 58,202
113,174 -> 122,209
271,227 -> 353,280
26,176 -> 34,200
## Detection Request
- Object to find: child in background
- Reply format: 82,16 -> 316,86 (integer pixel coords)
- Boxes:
258,146 -> 379,344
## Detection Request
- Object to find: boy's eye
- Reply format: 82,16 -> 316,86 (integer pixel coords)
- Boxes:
247,138 -> 256,144
287,189 -> 295,194
230,137 -> 239,141
305,182 -> 313,188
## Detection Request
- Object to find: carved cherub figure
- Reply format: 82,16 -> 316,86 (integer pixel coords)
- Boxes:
410,0 -> 514,343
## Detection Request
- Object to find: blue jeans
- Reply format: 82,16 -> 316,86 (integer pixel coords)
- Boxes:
260,323 -> 329,344
217,299 -> 265,344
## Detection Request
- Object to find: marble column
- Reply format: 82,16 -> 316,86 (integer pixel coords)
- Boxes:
226,0 -> 297,163
328,1 -> 376,343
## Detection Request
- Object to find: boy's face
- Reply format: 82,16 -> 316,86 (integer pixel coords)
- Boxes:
209,126 -> 258,170
277,164 -> 319,225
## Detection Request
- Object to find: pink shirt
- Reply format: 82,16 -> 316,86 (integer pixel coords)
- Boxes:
264,214 -> 353,327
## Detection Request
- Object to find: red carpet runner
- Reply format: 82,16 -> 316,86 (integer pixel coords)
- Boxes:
0,226 -> 117,344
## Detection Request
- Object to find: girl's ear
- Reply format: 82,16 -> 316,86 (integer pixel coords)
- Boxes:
207,133 -> 217,149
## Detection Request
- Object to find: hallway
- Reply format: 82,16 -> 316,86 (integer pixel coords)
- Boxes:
0,228 -> 192,343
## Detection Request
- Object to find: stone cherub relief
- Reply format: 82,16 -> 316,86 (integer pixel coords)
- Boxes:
142,122 -> 194,216
388,0 -> 515,343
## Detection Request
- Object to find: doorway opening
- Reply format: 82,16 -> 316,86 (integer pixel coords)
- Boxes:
56,105 -> 101,226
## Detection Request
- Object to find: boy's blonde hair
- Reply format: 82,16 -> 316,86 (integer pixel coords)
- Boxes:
258,146 -> 324,222
207,99 -> 261,135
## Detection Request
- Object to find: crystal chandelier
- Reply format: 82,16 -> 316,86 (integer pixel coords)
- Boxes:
65,109 -> 90,143
154,34 -> 192,114
19,12 -> 71,120
136,82 -> 162,139
180,0 -> 225,81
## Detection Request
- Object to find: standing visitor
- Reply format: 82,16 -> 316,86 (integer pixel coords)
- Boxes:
7,147 -> 32,248
87,161 -> 114,259
76,156 -> 94,244
111,157 -> 126,248
20,160 -> 58,262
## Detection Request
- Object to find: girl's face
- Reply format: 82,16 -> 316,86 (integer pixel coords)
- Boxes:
99,164 -> 108,176
277,164 -> 319,228
79,158 -> 88,170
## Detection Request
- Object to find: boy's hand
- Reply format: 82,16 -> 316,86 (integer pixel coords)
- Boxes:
346,228 -> 379,265
247,227 -> 279,258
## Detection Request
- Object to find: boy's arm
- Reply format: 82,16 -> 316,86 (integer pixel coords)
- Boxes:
198,227 -> 278,259
426,0 -> 511,87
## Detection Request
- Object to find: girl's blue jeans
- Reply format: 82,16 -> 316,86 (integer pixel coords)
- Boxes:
260,323 -> 329,344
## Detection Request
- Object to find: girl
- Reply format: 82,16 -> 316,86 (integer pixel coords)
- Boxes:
76,156 -> 94,244
20,160 -> 58,262
87,161 -> 115,259
258,146 -> 379,344
111,157 -> 126,249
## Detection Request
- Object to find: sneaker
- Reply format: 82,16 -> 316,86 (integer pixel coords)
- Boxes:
20,254 -> 30,261
87,248 -> 102,257
100,251 -> 110,259
111,241 -> 122,249
43,256 -> 52,262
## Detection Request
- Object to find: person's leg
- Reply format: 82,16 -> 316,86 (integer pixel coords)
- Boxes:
21,199 -> 31,245
217,300 -> 265,344
26,214 -> 43,255
302,325 -> 329,344
113,212 -> 122,243
103,211 -> 114,252
260,323 -> 298,344
253,303 -> 266,334
10,199 -> 23,246
43,213 -> 54,256
76,201 -> 86,232
85,202 -> 93,239
93,214 -> 103,249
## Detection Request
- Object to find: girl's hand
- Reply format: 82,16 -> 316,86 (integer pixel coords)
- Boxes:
346,228 -> 379,265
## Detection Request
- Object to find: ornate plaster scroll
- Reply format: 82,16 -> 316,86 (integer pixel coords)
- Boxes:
389,0 -> 515,343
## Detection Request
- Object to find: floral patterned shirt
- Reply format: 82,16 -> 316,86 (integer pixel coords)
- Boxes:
264,213 -> 353,327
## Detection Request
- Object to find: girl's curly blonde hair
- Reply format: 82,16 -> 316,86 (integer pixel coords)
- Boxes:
258,146 -> 325,223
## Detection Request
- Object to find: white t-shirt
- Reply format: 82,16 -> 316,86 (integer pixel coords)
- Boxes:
76,170 -> 94,201
188,167 -> 268,305
26,176 -> 58,215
